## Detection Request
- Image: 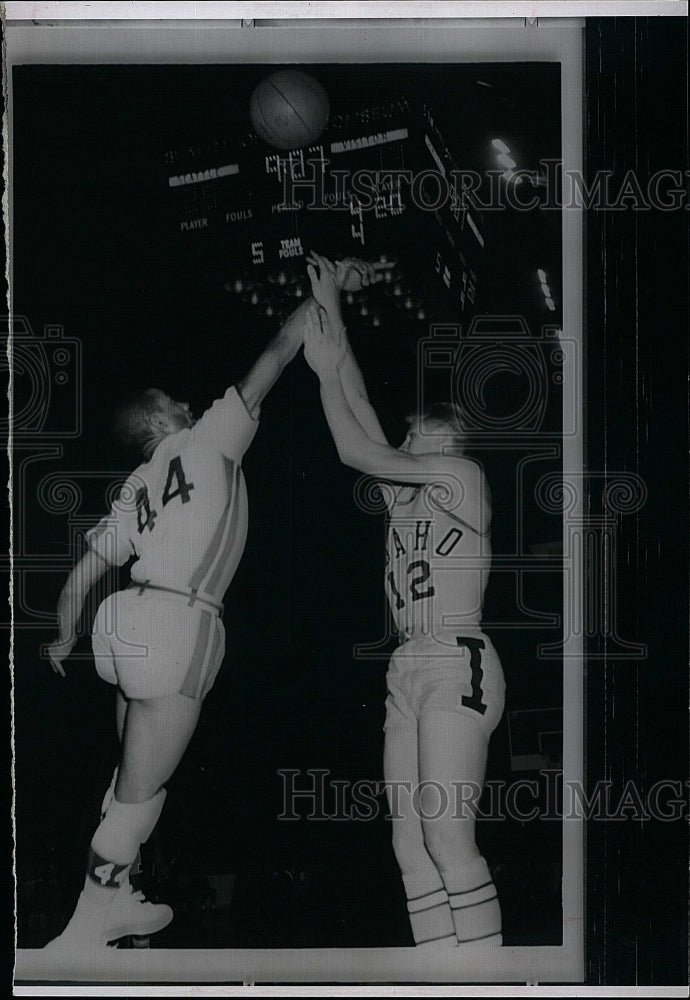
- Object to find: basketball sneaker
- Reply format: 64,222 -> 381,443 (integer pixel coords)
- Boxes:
43,882 -> 173,954
104,881 -> 173,942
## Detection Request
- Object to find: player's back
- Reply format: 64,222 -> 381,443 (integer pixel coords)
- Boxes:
127,426 -> 247,601
384,456 -> 491,638
88,386 -> 259,604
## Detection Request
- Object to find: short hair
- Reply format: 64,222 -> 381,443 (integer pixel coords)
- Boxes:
112,389 -> 161,453
408,402 -> 467,446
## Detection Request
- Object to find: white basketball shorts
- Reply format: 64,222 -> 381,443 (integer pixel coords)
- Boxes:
384,629 -> 506,738
91,588 -> 225,700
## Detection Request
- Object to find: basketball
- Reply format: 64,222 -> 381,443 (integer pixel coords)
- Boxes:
250,70 -> 330,150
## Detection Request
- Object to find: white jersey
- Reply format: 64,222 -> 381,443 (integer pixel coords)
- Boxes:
383,457 -> 491,638
87,386 -> 259,604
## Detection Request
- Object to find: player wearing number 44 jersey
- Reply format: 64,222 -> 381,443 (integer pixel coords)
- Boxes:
43,256 -> 393,960
304,253 -> 506,952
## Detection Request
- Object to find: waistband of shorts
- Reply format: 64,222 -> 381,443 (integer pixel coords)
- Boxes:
128,578 -> 223,616
397,626 -> 487,643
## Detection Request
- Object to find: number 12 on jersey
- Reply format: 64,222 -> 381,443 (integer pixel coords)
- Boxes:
387,560 -> 435,609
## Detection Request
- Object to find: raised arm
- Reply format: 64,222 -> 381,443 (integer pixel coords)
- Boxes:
238,297 -> 318,417
303,306 -> 487,537
239,252 -> 393,426
317,359 -> 430,480
313,355 -> 485,532
330,330 -> 388,445
306,252 -> 389,444
302,295 -> 426,481
45,549 -> 110,676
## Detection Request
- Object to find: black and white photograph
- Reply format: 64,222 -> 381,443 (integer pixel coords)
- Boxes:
5,3 -> 688,992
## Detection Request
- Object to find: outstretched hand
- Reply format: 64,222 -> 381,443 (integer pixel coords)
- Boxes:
334,256 -> 395,291
306,251 -> 395,298
303,302 -> 347,379
306,252 -> 341,316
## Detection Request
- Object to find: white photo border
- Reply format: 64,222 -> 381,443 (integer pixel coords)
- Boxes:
7,15 -> 584,988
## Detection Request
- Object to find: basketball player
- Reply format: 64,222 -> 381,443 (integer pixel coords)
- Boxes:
42,258 -> 391,956
303,253 -> 506,950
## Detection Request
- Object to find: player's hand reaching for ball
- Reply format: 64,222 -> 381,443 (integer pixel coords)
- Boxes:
334,256 -> 395,292
307,251 -> 395,296
303,303 -> 347,379
45,636 -> 76,678
306,252 -> 341,317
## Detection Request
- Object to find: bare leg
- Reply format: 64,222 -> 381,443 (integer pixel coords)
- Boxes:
417,710 -> 488,868
113,692 -> 199,927
99,690 -> 128,815
417,711 -> 501,945
384,718 -> 456,948
44,693 -> 199,951
89,695 -> 200,904
114,689 -> 146,886
115,694 -> 202,803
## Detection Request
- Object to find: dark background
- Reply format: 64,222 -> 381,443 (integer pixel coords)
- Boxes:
583,17 -> 689,987
7,15 -> 689,986
11,58 -> 565,953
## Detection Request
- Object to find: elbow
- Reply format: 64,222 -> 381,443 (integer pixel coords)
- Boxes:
334,441 -> 356,468
336,443 -> 355,468
337,444 -> 368,474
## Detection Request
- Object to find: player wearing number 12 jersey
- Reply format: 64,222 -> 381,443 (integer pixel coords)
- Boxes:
303,253 -> 506,952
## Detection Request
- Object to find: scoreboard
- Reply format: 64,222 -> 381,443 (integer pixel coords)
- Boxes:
163,96 -> 486,324
419,105 -> 485,317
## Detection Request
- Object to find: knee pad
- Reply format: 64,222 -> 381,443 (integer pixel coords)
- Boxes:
91,788 -> 166,865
